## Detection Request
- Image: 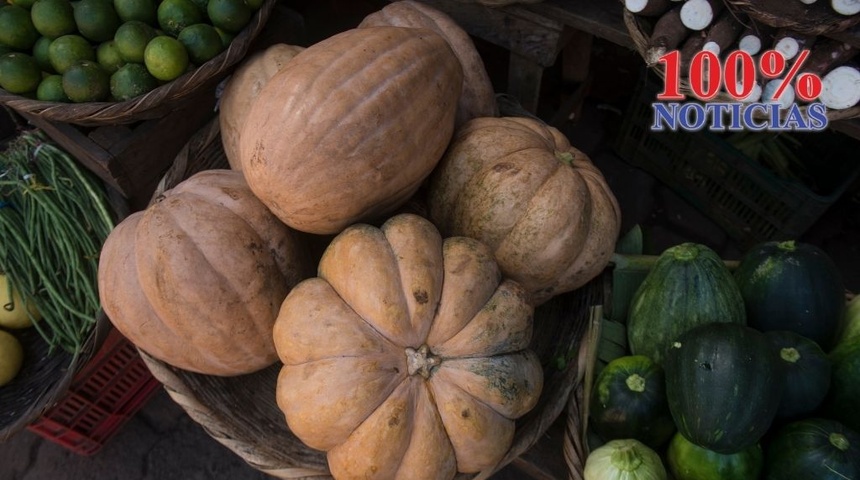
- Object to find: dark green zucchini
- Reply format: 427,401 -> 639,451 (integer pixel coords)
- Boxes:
765,418 -> 860,480
734,240 -> 844,350
589,355 -> 675,448
663,322 -> 783,454
627,242 -> 746,365
667,431 -> 763,480
765,330 -> 831,419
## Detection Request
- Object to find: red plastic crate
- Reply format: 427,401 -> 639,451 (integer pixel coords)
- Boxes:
27,328 -> 162,455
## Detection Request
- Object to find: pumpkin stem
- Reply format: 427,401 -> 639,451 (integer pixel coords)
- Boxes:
555,151 -> 575,165
625,374 -> 647,393
777,240 -> 797,251
610,443 -> 644,472
669,243 -> 699,261
405,345 -> 440,379
780,347 -> 801,363
830,433 -> 850,451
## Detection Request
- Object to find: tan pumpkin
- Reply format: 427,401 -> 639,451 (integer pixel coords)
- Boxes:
274,214 -> 542,479
98,170 -> 313,376
219,43 -> 305,171
358,0 -> 497,127
239,26 -> 463,235
427,116 -> 621,306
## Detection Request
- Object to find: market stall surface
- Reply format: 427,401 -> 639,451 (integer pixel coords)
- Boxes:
1,81 -> 859,480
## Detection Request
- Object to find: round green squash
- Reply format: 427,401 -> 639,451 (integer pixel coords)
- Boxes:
765,330 -> 831,419
765,418 -> 860,480
734,240 -> 844,350
663,322 -> 783,454
823,338 -> 860,432
667,431 -> 763,480
627,242 -> 746,365
589,355 -> 676,448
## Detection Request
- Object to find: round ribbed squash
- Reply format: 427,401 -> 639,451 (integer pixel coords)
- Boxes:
273,214 -> 543,479
427,116 -> 621,305
358,0 -> 497,127
98,170 -> 313,376
239,26 -> 463,235
219,43 -> 305,171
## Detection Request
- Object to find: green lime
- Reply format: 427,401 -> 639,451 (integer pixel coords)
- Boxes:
143,34 -> 187,81
30,0 -> 76,39
156,0 -> 204,37
110,61 -> 158,100
214,26 -> 234,48
0,5 -> 39,51
113,0 -> 157,24
177,23 -> 222,65
114,20 -> 156,63
7,0 -> 37,9
32,35 -> 54,72
207,0 -> 251,33
74,0 -> 121,42
96,40 -> 125,73
245,0 -> 263,11
47,34 -> 95,73
36,73 -> 70,101
0,51 -> 41,93
0,330 -> 24,387
62,59 -> 110,101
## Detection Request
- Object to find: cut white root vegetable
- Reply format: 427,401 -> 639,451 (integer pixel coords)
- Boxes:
625,0 -> 672,16
646,6 -> 689,65
774,36 -> 801,60
739,34 -> 763,55
820,65 -> 860,109
680,0 -> 722,31
703,41 -> 721,55
800,0 -> 818,4
763,79 -> 796,109
736,82 -> 763,103
832,0 -> 860,15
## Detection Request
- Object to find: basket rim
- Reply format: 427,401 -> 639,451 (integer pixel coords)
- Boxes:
132,115 -> 600,479
0,0 -> 276,127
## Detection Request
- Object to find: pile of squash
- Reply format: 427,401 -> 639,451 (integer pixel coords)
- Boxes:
96,2 -> 621,478
584,240 -> 860,480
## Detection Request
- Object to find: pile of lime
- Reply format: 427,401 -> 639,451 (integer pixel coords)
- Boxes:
0,0 -> 262,103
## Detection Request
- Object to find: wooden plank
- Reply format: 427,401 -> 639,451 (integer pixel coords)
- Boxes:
508,53 -> 547,113
524,0 -> 633,50
825,24 -> 860,50
415,0 -> 567,67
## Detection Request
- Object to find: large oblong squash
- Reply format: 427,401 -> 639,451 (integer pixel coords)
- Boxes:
239,26 -> 463,235
358,0 -> 498,127
98,170 -> 313,376
219,43 -> 305,171
427,116 -> 621,306
274,214 -> 543,479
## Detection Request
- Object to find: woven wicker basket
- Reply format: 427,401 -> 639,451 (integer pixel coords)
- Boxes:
623,9 -> 860,122
0,0 -> 276,127
0,311 -> 112,441
726,0 -> 860,36
136,117 -> 602,479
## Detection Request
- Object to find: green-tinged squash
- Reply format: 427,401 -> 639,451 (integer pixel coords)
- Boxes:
589,355 -> 675,448
823,338 -> 860,432
627,243 -> 746,365
584,439 -> 667,480
835,294 -> 860,350
664,322 -> 783,454
765,418 -> 860,480
667,431 -> 763,480
734,240 -> 844,350
764,330 -> 831,419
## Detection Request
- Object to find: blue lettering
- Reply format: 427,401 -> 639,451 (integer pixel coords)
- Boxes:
651,103 -> 678,131
680,103 -> 706,131
743,104 -> 768,131
768,103 -> 788,131
707,103 -> 731,131
806,103 -> 829,130
781,104 -> 808,130
728,103 -> 744,131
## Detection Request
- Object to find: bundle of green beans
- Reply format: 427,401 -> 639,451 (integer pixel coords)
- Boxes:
0,130 -> 115,355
